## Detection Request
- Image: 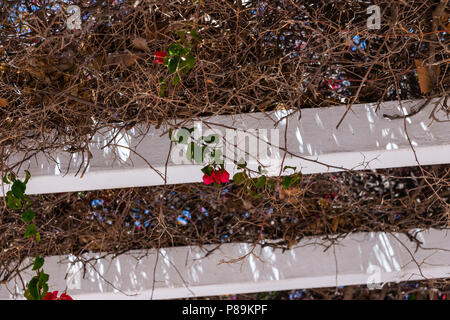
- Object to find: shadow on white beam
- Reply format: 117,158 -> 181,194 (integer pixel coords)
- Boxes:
1,229 -> 450,300
2,97 -> 448,195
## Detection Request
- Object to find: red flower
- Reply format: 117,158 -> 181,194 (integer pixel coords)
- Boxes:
155,51 -> 168,64
218,169 -> 230,183
43,291 -> 58,300
59,293 -> 73,300
203,173 -> 216,185
43,291 -> 73,300
202,169 -> 229,185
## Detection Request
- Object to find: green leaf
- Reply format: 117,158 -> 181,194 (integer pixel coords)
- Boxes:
35,232 -> 40,243
168,43 -> 180,56
267,180 -> 275,190
32,256 -> 44,271
11,180 -> 26,198
24,224 -> 38,238
168,56 -> 179,74
178,53 -> 196,75
178,60 -> 188,74
23,194 -> 32,208
201,165 -> 213,176
24,170 -> 31,184
178,62 -> 189,75
24,289 -> 32,300
172,74 -> 180,85
255,176 -> 266,189
38,271 -> 49,287
185,54 -> 196,69
233,172 -> 246,185
178,65 -> 189,76
41,283 -> 48,298
22,209 -> 35,223
180,47 -> 190,56
26,277 -> 40,300
6,191 -> 22,210
26,271 -> 49,300
283,166 -> 297,172
2,175 -> 10,184
282,176 -> 293,189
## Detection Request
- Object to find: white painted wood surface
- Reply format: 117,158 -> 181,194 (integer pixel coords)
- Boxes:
1,229 -> 450,300
2,97 -> 448,195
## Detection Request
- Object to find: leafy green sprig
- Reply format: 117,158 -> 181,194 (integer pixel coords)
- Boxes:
3,171 -> 49,300
159,28 -> 200,97
233,163 -> 303,198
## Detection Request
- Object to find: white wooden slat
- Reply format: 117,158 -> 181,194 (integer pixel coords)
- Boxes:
1,229 -> 450,300
2,97 -> 448,195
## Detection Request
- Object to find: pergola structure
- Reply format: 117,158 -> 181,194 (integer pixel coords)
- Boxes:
1,97 -> 449,299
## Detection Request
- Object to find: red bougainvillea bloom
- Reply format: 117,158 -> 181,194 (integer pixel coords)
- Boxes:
43,291 -> 73,300
43,291 -> 58,300
218,169 -> 230,183
202,173 -> 216,185
59,293 -> 73,300
154,51 -> 168,64
203,169 -> 229,185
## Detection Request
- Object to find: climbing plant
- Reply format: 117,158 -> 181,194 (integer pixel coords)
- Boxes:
156,27 -> 199,97
3,171 -> 72,300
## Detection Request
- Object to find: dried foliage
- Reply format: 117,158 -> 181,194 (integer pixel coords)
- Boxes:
0,0 -> 449,288
0,0 -> 449,164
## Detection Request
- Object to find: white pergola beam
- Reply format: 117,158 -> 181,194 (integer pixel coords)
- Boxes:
1,229 -> 450,300
2,97 -> 448,195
